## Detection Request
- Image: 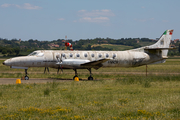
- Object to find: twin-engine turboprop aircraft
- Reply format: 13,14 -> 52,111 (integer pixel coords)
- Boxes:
3,30 -> 174,80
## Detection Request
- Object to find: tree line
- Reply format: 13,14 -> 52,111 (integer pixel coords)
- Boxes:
0,37 -> 179,56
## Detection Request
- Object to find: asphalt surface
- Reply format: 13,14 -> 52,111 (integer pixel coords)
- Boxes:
0,78 -> 73,85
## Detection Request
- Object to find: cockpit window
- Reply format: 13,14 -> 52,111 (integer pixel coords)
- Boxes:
28,52 -> 38,56
37,53 -> 44,57
28,52 -> 44,57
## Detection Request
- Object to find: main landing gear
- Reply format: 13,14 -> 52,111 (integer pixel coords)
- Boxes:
73,68 -> 93,80
24,69 -> 29,80
73,69 -> 78,80
87,68 -> 93,80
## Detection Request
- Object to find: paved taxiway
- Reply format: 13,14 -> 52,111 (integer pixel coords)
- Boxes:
0,78 -> 73,85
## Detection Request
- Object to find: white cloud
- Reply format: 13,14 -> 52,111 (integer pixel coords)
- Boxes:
1,3 -> 11,7
141,6 -> 145,9
77,9 -> 114,23
78,9 -> 115,17
1,3 -> 41,10
134,18 -> 155,22
162,20 -> 169,23
58,18 -> 65,21
80,17 -> 109,23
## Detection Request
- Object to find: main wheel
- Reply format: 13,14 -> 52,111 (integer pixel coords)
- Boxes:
73,75 -> 78,80
88,76 -> 93,80
25,76 -> 29,80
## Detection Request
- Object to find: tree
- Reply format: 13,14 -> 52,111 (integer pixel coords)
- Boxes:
14,48 -> 20,55
2,49 -> 7,54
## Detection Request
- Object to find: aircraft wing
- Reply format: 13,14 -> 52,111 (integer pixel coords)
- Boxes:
80,58 -> 110,69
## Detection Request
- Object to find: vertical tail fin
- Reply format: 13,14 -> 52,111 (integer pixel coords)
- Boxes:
147,29 -> 174,56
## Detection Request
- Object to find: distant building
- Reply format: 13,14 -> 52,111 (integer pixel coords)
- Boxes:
62,40 -> 66,43
48,43 -> 59,48
170,44 -> 176,48
174,39 -> 179,43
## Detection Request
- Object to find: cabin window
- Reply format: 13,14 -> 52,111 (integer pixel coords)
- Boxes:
106,53 -> 109,58
62,53 -> 66,57
91,54 -> 95,57
99,54 -> 102,58
112,54 -> 116,59
69,53 -> 73,57
77,54 -> 80,57
84,53 -> 88,57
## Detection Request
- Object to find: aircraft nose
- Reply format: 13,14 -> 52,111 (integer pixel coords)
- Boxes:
3,59 -> 10,66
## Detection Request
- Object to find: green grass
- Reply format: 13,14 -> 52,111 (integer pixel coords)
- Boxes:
0,59 -> 180,119
0,76 -> 180,119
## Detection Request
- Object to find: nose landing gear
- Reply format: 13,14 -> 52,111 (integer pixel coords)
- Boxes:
24,69 -> 29,80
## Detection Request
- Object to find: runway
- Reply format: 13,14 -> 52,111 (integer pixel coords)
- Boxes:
0,78 -> 73,85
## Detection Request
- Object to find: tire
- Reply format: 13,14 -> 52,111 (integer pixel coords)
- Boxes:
88,76 -> 93,80
25,76 -> 29,80
73,75 -> 78,80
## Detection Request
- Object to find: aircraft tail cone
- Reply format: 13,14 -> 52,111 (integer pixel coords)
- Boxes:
16,79 -> 21,84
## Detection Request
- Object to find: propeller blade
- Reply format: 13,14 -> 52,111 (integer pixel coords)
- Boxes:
44,67 -> 46,74
60,65 -> 63,72
57,68 -> 59,74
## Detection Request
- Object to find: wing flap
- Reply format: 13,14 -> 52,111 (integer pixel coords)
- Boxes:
80,58 -> 110,67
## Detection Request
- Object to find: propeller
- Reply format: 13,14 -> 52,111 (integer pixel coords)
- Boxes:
56,54 -> 64,73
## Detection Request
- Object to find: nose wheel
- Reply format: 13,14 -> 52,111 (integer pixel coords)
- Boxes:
24,69 -> 29,80
25,76 -> 29,80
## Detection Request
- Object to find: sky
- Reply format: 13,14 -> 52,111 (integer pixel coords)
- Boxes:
0,0 -> 180,41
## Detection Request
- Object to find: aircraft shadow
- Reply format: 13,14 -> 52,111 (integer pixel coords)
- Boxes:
48,77 -> 97,81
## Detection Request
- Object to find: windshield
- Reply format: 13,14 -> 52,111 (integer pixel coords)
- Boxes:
28,51 -> 44,57
28,52 -> 38,56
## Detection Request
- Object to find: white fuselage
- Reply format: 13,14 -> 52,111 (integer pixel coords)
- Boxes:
3,50 -> 164,69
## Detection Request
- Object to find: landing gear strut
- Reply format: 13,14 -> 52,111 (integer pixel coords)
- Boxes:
73,69 -> 78,80
24,69 -> 29,80
44,67 -> 49,74
72,68 -> 94,80
87,68 -> 93,80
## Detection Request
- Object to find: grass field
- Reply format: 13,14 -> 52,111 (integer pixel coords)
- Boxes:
91,44 -> 133,51
0,59 -> 180,119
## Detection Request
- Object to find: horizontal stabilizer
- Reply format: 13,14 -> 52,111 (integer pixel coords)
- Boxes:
81,58 -> 110,67
144,47 -> 176,50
